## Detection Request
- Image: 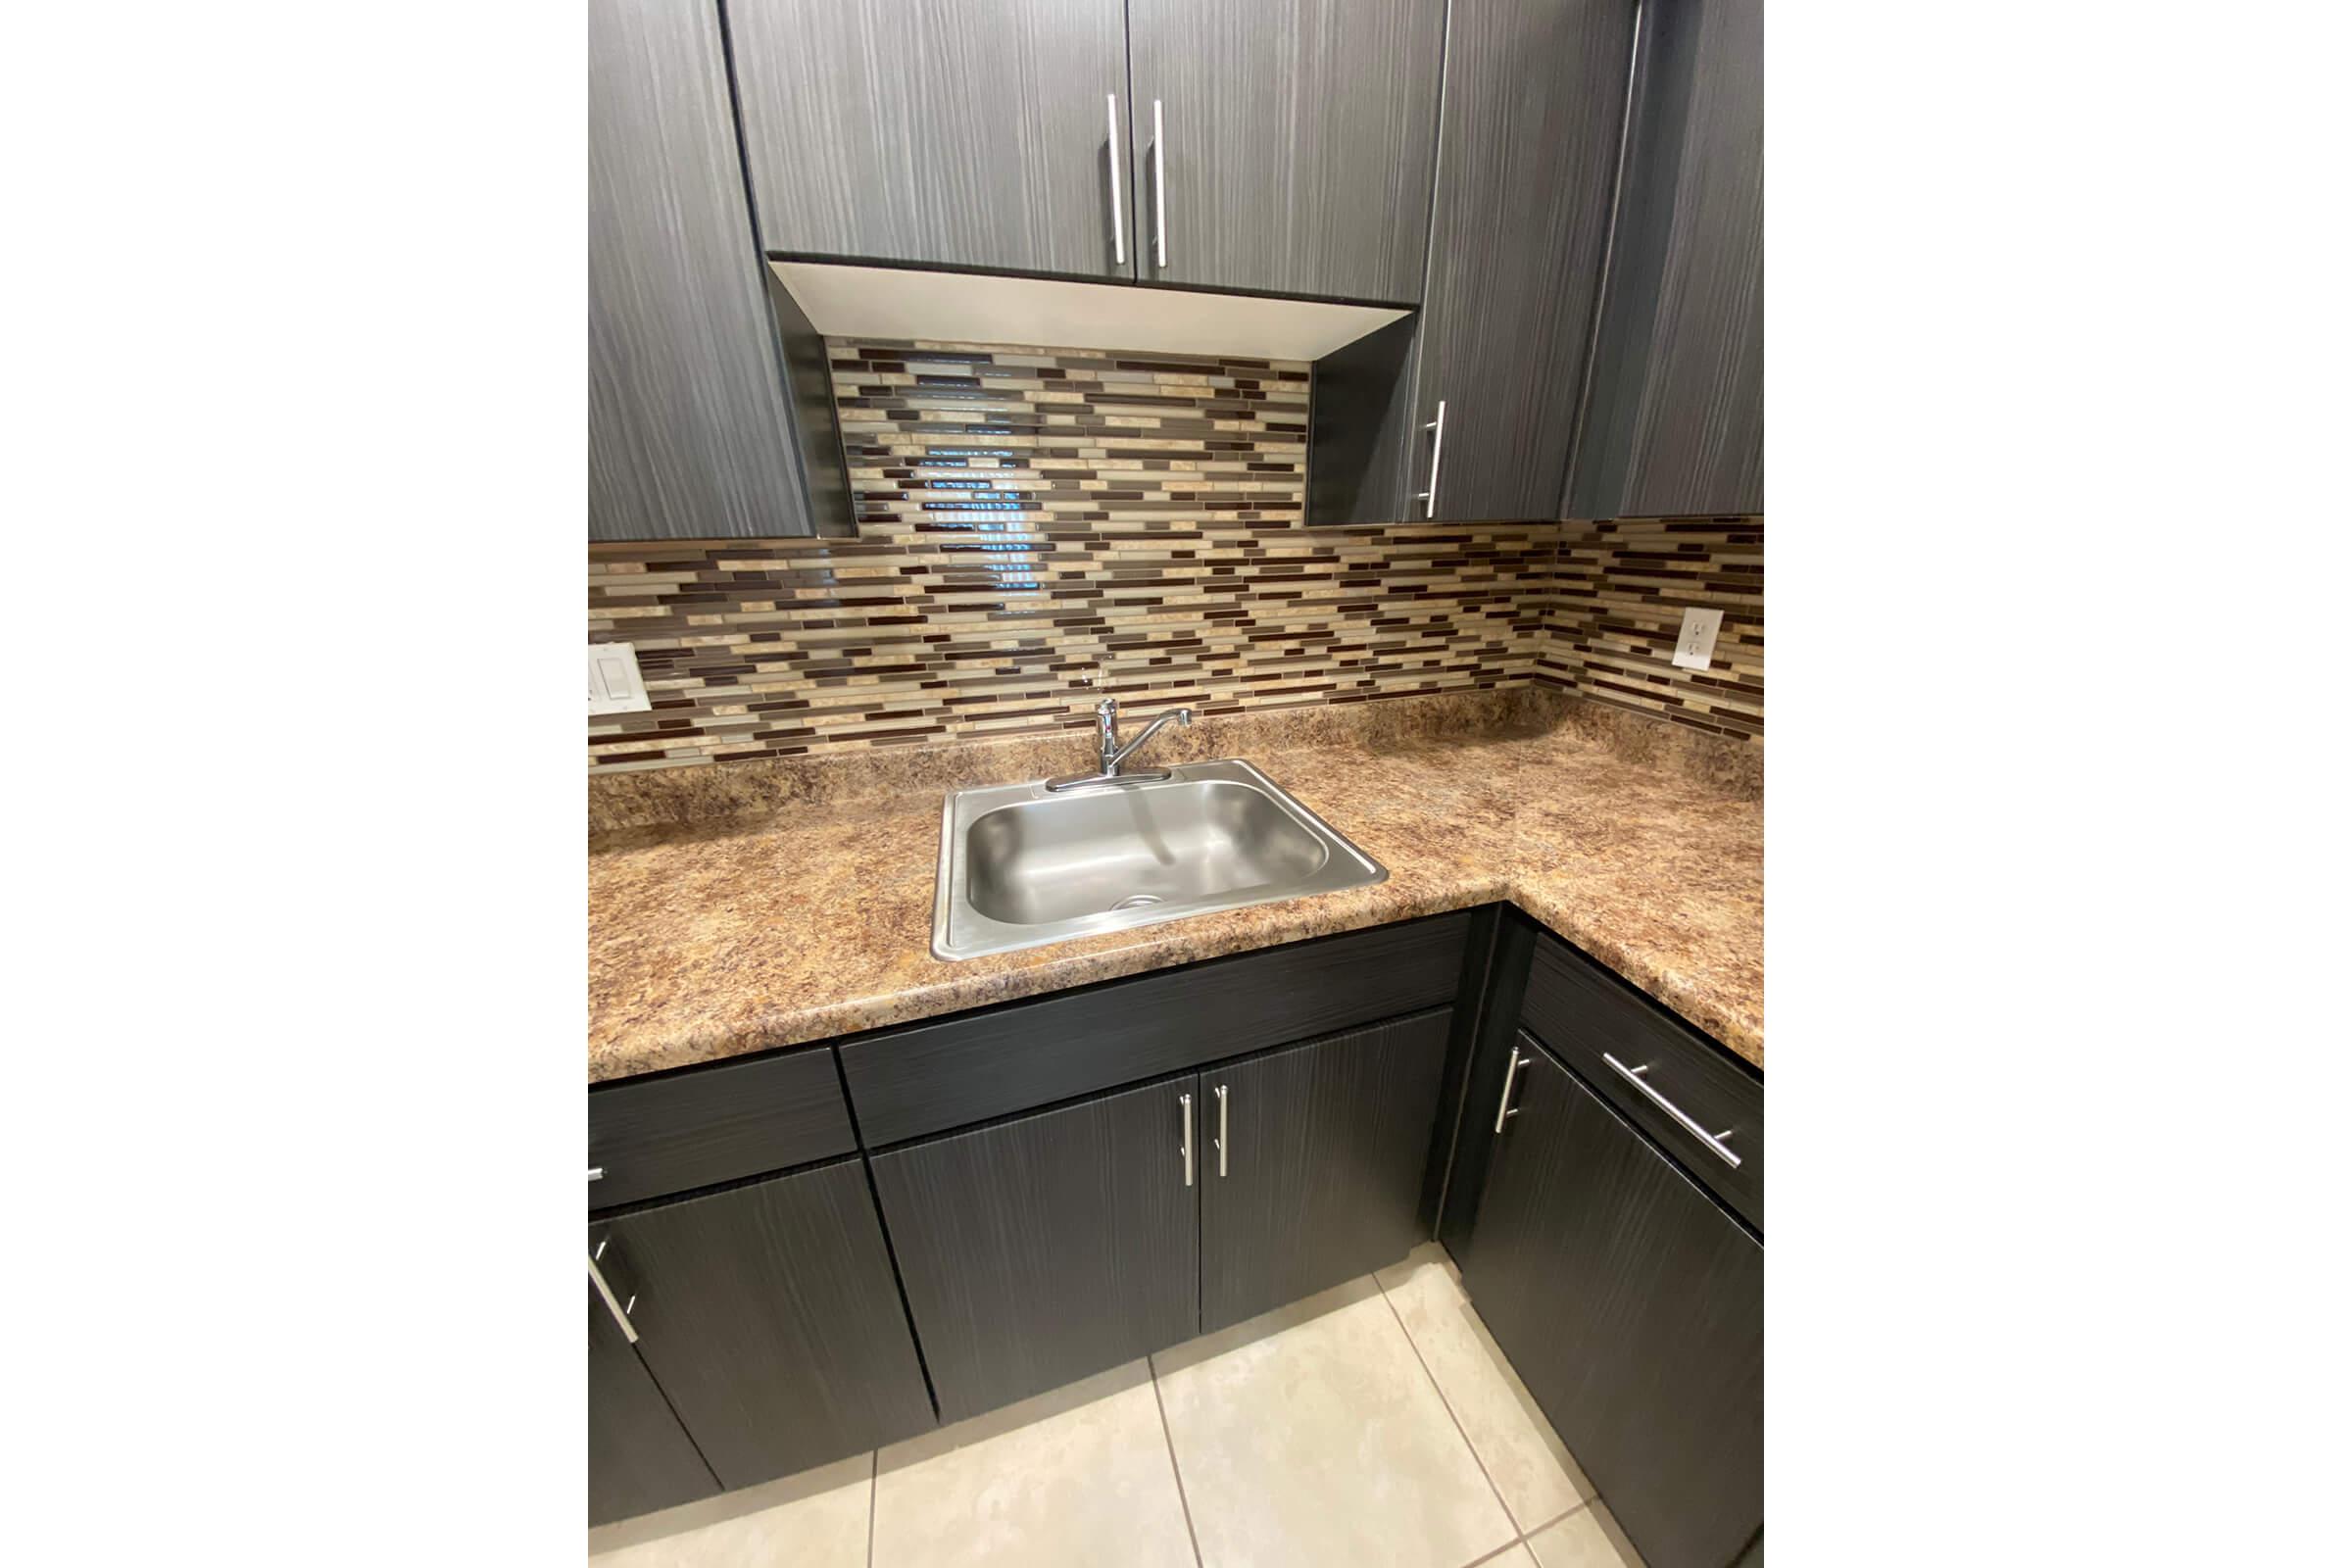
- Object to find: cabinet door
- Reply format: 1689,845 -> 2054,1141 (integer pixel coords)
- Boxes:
871,1074 -> 1200,1423
1461,1044 -> 1761,1568
1200,1011 -> 1450,1333
1411,0 -> 1638,520
729,0 -> 1134,277
595,1159 -> 935,1491
589,0 -> 811,540
1126,0 -> 1445,302
588,1281 -> 716,1527
1566,0 -> 1763,518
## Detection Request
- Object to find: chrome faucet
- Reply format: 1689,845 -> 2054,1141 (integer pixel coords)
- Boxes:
1048,696 -> 1195,791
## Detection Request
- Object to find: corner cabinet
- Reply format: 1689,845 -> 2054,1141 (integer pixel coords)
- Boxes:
729,0 -> 1136,279
1125,0 -> 1446,303
1462,1040 -> 1762,1568
588,0 -> 814,540
1566,0 -> 1764,518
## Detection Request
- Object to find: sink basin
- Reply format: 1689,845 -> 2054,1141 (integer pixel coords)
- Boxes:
932,760 -> 1387,960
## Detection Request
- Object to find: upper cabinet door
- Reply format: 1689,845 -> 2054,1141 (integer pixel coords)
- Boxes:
1566,0 -> 1763,518
1126,0 -> 1446,302
1411,0 -> 1639,521
730,0 -> 1135,278
589,0 -> 811,540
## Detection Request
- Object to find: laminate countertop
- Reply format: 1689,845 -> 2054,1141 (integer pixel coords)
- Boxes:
590,694 -> 1761,1084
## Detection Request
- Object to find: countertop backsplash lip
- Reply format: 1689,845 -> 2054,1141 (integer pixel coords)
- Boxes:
589,687 -> 1762,1084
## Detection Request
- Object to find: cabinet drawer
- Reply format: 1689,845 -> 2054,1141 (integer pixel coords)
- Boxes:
841,912 -> 1473,1147
589,1045 -> 856,1209
1519,933 -> 1762,1231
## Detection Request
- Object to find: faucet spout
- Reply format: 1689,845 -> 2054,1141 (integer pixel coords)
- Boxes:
1108,707 -> 1194,771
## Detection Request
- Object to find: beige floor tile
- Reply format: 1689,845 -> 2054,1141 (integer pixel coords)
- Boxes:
1152,1275 -> 1516,1568
1470,1547 -> 1541,1568
587,1450 -> 871,1567
1377,1244 -> 1593,1530
1525,1502 -> 1646,1568
869,1358 -> 1195,1568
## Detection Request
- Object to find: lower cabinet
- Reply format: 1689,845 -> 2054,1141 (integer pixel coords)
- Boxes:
588,1282 -> 716,1528
873,1008 -> 1454,1421
1200,1009 -> 1450,1332
870,1073 -> 1201,1424
1462,1040 -> 1762,1568
590,1158 -> 935,1500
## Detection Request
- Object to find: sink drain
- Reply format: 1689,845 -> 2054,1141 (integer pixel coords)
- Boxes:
1108,894 -> 1165,911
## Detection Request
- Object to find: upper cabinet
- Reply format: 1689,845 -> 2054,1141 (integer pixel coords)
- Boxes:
1567,0 -> 1763,518
1126,0 -> 1446,303
589,0 -> 814,540
729,0 -> 1137,279
1409,0 -> 1639,520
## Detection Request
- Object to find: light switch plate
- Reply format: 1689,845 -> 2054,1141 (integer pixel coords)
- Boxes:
589,642 -> 651,714
1672,608 -> 1724,671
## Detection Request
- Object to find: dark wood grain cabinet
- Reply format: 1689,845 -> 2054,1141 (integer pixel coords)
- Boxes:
1125,0 -> 1446,303
1461,1040 -> 1762,1568
1200,1009 -> 1452,1333
588,1282 -> 716,1528
1408,0 -> 1640,520
590,1159 -> 935,1496
588,0 -> 815,541
729,0 -> 1135,279
1566,0 -> 1764,518
870,1073 -> 1201,1423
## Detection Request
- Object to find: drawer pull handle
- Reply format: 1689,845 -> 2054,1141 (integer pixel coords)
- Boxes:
1493,1047 -> 1525,1135
1179,1091 -> 1195,1188
1602,1053 -> 1743,1168
1213,1083 -> 1228,1177
587,1167 -> 604,1182
589,1248 -> 638,1344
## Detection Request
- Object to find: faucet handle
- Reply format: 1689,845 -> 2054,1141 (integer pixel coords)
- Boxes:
1096,695 -> 1118,718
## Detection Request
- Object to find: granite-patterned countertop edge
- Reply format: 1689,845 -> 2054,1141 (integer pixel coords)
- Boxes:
590,710 -> 1763,1086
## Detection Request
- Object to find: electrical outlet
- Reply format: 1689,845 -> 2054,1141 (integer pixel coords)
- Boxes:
589,642 -> 651,714
1672,608 -> 1724,671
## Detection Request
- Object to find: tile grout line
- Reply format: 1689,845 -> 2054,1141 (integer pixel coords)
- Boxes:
1374,1266 -> 1524,1540
865,1447 -> 877,1568
1147,1353 -> 1207,1568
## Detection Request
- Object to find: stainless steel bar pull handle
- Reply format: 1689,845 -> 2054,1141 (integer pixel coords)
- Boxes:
1179,1091 -> 1195,1187
1602,1053 -> 1743,1168
587,1166 -> 604,1183
1493,1046 -> 1525,1134
589,1248 -> 638,1344
1417,400 -> 1447,516
1151,99 -> 1167,268
1105,93 -> 1126,267
1213,1083 -> 1229,1177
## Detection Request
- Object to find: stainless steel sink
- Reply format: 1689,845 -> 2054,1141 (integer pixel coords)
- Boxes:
931,760 -> 1387,959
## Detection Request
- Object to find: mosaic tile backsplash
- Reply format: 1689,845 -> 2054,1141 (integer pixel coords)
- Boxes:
1539,517 -> 1764,741
587,336 -> 1761,773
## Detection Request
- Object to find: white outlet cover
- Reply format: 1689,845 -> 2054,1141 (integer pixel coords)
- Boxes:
1672,608 -> 1725,671
589,642 -> 651,714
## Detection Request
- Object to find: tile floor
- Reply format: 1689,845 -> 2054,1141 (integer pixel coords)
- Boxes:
588,1243 -> 1646,1568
